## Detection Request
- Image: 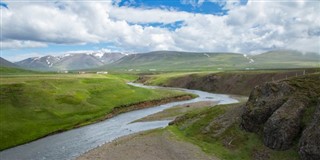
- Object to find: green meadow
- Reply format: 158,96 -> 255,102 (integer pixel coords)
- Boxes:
0,73 -> 189,150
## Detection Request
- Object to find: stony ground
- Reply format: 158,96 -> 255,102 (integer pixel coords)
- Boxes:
77,129 -> 218,160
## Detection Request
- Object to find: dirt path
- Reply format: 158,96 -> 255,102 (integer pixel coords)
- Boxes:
77,129 -> 218,160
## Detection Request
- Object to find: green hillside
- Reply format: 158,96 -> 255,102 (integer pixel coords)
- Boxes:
251,50 -> 320,69
101,51 -> 320,72
0,74 -> 190,150
0,67 -> 39,75
103,51 -> 248,72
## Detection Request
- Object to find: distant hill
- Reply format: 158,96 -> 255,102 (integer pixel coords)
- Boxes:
0,66 -> 38,75
15,51 -> 126,71
101,50 -> 320,72
0,57 -> 19,68
104,51 -> 250,71
251,50 -> 320,69
15,55 -> 59,71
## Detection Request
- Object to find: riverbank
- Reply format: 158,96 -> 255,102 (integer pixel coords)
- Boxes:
77,128 -> 218,160
21,94 -> 195,146
76,101 -> 221,160
103,94 -> 195,120
76,96 -> 243,160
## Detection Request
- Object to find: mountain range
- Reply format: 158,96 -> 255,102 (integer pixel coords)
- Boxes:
2,50 -> 319,71
14,51 -> 126,71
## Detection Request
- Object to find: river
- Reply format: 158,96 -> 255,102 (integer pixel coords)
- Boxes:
0,83 -> 238,160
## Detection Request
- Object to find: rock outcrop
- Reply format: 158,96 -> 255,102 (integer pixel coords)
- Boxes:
241,82 -> 294,132
263,97 -> 308,150
240,73 -> 320,159
299,103 -> 320,160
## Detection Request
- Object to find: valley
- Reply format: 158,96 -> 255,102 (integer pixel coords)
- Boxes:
1,1 -> 319,159
0,51 -> 319,160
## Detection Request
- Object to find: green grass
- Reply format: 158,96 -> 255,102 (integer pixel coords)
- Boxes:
169,104 -> 299,160
0,73 -> 190,150
0,66 -> 39,75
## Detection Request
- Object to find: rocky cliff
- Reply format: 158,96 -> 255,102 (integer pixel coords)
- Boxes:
241,73 -> 320,159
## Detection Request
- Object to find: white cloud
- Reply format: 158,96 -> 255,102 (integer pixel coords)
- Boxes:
1,40 -> 47,49
0,0 -> 319,55
108,5 -> 192,24
1,52 -> 45,62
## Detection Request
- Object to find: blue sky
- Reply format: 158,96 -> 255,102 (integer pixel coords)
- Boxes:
115,0 -> 244,15
0,0 -> 319,61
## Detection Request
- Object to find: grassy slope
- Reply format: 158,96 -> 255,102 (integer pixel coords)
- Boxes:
0,73 -> 189,150
252,51 -> 320,69
169,104 -> 299,160
102,51 -> 320,72
103,52 -> 251,72
0,67 -> 39,75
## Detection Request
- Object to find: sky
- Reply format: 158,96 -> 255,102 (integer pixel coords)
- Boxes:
0,0 -> 319,61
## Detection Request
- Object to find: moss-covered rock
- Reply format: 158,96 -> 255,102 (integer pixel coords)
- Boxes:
241,82 -> 294,132
240,73 -> 320,159
299,103 -> 320,160
263,97 -> 308,150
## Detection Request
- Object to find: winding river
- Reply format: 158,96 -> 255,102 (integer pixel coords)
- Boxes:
0,83 -> 238,160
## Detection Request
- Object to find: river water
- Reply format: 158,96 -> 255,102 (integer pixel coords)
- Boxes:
0,83 -> 238,160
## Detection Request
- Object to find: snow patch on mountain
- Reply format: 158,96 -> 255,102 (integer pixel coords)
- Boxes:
243,54 -> 255,63
93,52 -> 104,58
15,51 -> 127,71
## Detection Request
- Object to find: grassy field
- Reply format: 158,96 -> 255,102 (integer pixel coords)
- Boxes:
169,104 -> 299,160
0,73 -> 190,150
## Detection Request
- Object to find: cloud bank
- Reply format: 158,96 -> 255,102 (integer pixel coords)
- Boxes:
1,0 -> 319,54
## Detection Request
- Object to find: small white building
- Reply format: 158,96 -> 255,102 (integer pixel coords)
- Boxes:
58,70 -> 68,73
96,71 -> 108,74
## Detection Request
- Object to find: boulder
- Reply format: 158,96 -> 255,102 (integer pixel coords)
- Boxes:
299,104 -> 320,160
241,82 -> 294,132
263,98 -> 307,150
241,74 -> 320,155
